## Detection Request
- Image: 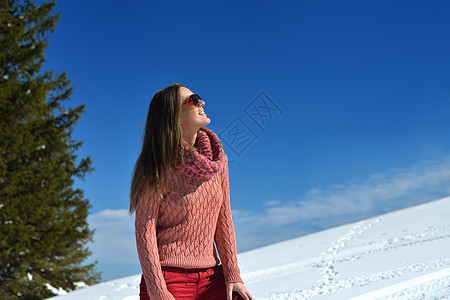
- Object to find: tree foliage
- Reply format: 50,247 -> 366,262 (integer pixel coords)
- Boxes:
0,1 -> 100,298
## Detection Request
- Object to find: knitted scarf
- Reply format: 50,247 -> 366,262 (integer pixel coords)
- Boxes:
174,126 -> 226,180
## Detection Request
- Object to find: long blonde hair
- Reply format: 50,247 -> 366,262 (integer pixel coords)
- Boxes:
129,83 -> 196,214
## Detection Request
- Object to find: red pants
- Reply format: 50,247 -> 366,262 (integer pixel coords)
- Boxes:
139,264 -> 236,300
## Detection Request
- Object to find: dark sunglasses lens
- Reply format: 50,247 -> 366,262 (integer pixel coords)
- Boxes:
191,94 -> 201,106
184,94 -> 202,107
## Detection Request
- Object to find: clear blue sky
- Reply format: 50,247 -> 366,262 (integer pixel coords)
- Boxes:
43,0 -> 449,281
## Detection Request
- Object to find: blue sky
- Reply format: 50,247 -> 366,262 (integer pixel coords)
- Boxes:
42,0 -> 449,281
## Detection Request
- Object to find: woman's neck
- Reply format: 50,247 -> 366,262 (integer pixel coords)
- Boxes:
182,131 -> 198,148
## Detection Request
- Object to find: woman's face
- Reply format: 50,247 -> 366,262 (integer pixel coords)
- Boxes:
179,87 -> 211,131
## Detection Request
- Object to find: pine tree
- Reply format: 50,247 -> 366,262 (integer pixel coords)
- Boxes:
0,1 -> 101,298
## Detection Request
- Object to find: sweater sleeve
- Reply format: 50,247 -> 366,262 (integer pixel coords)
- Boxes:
215,157 -> 244,284
135,190 -> 175,300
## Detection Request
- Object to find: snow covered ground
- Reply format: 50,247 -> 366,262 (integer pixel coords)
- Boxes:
47,196 -> 450,300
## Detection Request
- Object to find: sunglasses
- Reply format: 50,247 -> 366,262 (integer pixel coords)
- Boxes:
182,94 -> 203,108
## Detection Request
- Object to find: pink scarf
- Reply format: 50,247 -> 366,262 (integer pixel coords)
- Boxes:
174,126 -> 226,179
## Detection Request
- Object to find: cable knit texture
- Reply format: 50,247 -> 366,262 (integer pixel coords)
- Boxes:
135,126 -> 243,300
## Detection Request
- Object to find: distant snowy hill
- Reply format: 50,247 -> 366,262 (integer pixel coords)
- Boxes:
47,196 -> 450,300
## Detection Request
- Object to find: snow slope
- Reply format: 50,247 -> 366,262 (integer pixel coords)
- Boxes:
47,196 -> 450,300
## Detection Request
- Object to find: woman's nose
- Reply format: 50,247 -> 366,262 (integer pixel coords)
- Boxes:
199,100 -> 205,107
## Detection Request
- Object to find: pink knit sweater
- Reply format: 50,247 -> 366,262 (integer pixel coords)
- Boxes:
135,127 -> 243,300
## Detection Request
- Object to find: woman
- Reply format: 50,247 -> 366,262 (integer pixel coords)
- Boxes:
130,83 -> 253,300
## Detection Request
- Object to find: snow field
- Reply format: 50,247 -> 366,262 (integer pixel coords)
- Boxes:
47,196 -> 450,299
